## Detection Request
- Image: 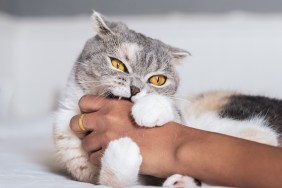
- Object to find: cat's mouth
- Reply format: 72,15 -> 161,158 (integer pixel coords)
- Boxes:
106,92 -> 131,101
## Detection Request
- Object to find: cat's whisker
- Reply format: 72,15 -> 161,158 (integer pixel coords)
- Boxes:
93,90 -> 111,107
168,97 -> 189,102
86,83 -> 113,91
77,80 -> 101,83
98,88 -> 110,96
96,83 -> 112,88
77,81 -> 112,85
166,95 -> 192,103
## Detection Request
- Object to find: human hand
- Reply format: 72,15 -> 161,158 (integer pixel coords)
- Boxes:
69,95 -> 185,177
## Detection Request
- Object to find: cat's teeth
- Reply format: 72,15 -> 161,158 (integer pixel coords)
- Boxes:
118,96 -> 122,100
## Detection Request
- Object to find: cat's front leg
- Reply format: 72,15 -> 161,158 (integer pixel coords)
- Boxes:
132,93 -> 179,127
99,137 -> 142,187
53,107 -> 99,183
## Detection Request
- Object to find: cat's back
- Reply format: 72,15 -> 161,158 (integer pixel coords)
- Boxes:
181,91 -> 282,145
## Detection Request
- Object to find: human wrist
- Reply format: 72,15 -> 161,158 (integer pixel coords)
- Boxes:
152,122 -> 204,177
137,122 -> 189,177
172,126 -> 205,176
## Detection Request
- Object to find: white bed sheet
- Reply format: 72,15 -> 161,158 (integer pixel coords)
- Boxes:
0,117 -> 107,188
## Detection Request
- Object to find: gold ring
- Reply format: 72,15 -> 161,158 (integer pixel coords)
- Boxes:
78,114 -> 86,131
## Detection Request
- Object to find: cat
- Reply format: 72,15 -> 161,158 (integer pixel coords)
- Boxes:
53,11 -> 282,188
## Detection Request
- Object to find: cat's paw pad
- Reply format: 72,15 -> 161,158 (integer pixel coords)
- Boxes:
132,94 -> 175,127
163,174 -> 201,188
100,137 -> 142,186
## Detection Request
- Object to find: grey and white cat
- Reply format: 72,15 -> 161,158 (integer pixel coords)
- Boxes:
53,12 -> 282,188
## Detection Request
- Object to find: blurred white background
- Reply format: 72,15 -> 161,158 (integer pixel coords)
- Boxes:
1,0 -> 282,119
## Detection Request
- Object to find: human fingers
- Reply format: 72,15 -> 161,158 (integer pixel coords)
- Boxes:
89,150 -> 104,167
78,95 -> 110,113
70,112 -> 103,138
81,131 -> 104,153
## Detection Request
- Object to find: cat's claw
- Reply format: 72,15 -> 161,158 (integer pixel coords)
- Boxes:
132,94 -> 175,127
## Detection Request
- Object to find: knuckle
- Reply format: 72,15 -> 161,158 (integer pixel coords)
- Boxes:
78,95 -> 90,109
104,112 -> 111,120
102,132 -> 114,146
103,112 -> 116,123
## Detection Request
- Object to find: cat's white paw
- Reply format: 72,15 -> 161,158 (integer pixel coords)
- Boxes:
163,174 -> 201,188
99,137 -> 142,187
132,94 -> 175,127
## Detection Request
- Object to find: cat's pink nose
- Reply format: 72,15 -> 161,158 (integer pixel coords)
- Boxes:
130,86 -> 140,96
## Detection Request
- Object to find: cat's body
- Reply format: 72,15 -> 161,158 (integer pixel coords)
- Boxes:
53,12 -> 282,188
183,91 -> 280,146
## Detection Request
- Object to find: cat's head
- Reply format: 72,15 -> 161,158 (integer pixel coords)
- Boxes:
75,11 -> 190,101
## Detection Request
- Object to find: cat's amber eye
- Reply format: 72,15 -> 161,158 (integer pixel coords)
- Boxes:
148,75 -> 167,86
111,58 -> 127,72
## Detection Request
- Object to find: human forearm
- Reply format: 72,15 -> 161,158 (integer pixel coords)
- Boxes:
173,123 -> 282,187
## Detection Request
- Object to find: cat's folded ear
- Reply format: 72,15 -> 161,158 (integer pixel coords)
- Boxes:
169,46 -> 191,64
91,11 -> 115,37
